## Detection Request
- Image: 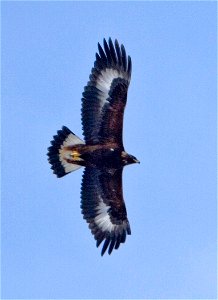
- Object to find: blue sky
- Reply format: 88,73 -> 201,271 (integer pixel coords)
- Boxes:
1,1 -> 217,299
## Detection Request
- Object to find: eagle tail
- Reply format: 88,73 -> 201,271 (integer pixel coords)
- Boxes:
47,126 -> 85,178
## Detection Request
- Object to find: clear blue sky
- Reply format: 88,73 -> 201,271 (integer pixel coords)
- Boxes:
2,1 -> 217,299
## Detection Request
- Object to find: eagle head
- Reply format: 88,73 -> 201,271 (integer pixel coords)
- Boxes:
121,151 -> 140,166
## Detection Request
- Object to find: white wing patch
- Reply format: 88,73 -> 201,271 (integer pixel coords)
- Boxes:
94,198 -> 116,232
96,68 -> 127,105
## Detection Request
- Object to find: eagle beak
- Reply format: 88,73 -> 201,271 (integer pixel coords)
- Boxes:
134,158 -> 140,164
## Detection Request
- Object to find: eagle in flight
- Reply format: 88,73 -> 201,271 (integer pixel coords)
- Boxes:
47,38 -> 139,256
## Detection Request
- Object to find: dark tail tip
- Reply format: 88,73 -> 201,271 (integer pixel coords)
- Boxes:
47,126 -> 73,178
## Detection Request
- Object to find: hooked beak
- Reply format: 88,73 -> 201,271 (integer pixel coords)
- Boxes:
134,158 -> 140,164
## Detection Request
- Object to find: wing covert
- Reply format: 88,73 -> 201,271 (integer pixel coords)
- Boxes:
80,167 -> 131,256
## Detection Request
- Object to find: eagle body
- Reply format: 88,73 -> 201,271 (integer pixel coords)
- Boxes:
60,142 -> 137,169
80,146 -> 124,169
47,38 -> 139,256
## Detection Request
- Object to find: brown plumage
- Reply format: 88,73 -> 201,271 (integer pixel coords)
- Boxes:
47,38 -> 139,256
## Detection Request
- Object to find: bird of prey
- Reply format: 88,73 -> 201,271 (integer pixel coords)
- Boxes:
47,38 -> 139,256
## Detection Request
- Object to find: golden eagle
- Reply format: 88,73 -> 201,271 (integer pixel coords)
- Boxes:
47,38 -> 139,256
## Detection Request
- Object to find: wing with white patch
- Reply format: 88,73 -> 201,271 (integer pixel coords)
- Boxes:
81,167 -> 131,256
81,38 -> 132,146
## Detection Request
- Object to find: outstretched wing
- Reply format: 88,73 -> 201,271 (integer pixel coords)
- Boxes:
81,38 -> 132,147
81,167 -> 131,256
